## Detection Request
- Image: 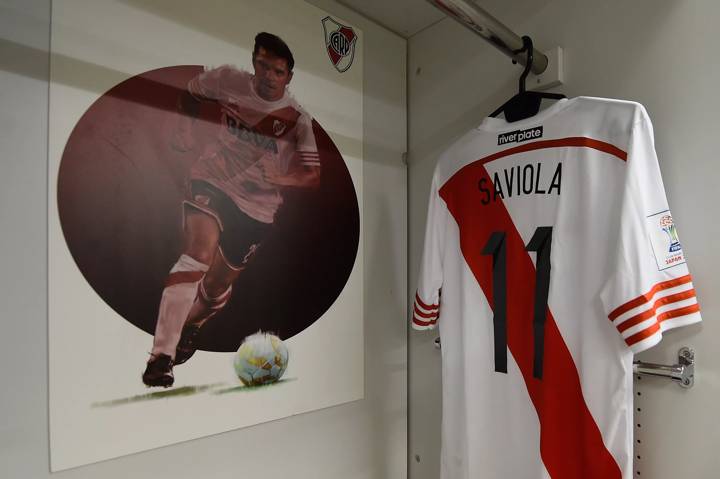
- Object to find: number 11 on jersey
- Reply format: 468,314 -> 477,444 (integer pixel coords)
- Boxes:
481,227 -> 553,379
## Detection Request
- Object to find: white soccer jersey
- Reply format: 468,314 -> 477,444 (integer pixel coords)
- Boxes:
188,65 -> 319,224
413,97 -> 701,479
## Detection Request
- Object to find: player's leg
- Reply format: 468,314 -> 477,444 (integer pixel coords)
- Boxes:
142,207 -> 220,387
173,245 -> 258,365
175,203 -> 272,365
189,247 -> 248,327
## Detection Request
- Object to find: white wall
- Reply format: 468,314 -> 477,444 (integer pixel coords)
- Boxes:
0,0 -> 407,478
408,1 -> 719,478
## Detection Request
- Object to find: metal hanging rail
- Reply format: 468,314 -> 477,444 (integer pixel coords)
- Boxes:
633,347 -> 696,389
426,0 -> 548,75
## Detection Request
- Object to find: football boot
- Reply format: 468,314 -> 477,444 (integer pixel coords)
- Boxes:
174,324 -> 202,365
142,353 -> 174,387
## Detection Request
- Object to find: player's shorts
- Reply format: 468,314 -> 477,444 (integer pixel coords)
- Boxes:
183,180 -> 272,269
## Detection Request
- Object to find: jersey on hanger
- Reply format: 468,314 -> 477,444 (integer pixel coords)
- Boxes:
413,96 -> 701,479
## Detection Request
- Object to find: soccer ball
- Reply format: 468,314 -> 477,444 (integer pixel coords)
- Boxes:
234,332 -> 289,386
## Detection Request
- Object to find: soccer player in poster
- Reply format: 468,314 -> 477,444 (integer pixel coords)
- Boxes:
142,32 -> 321,387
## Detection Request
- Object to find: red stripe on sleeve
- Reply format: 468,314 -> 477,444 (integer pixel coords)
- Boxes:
625,322 -> 661,346
616,308 -> 655,334
608,275 -> 693,321
415,293 -> 439,311
414,305 -> 438,319
656,303 -> 701,323
624,303 -> 699,347
413,315 -> 437,327
616,289 -> 696,333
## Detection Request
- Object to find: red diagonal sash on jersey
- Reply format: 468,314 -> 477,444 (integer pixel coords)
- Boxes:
439,137 -> 625,478
253,106 -> 301,139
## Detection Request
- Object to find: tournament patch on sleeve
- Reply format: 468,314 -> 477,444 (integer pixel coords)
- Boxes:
647,210 -> 686,270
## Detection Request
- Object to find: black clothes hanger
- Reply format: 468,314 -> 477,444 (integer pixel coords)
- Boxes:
489,36 -> 566,122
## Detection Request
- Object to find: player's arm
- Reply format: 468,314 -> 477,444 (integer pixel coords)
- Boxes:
263,163 -> 321,188
264,111 -> 321,188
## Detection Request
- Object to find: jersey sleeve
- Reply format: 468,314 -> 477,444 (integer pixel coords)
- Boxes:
187,65 -> 228,102
600,106 -> 701,353
412,173 -> 448,331
295,111 -> 320,168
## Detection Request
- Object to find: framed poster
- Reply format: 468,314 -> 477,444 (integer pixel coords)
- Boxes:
49,0 -> 363,471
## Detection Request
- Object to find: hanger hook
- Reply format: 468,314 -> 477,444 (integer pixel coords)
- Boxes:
515,35 -> 533,93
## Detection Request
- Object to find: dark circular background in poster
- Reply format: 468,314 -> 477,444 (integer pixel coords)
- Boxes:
57,65 -> 359,352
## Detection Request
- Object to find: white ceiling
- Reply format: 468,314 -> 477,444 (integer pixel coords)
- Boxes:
336,0 -> 446,38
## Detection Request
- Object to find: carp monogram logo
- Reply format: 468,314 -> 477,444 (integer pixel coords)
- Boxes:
273,119 -> 287,136
322,16 -> 358,73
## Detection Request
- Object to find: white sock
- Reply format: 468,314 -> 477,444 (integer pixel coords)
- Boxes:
151,254 -> 209,359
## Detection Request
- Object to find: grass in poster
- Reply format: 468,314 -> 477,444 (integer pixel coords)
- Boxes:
213,378 -> 296,395
92,383 -> 226,407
